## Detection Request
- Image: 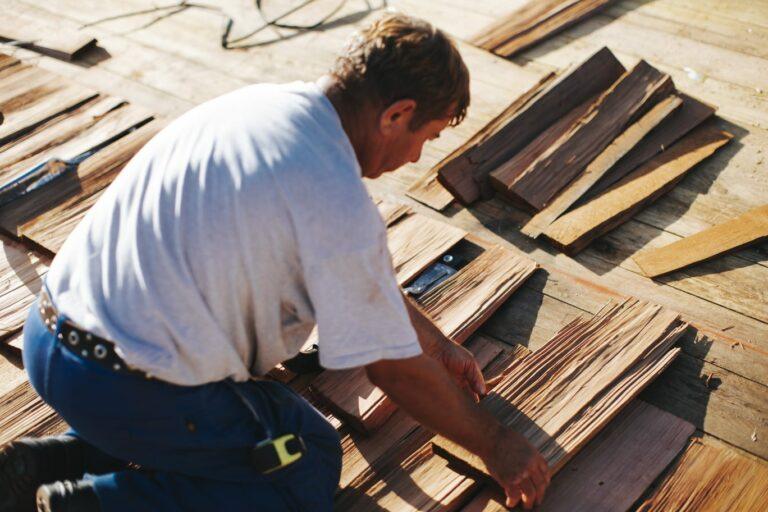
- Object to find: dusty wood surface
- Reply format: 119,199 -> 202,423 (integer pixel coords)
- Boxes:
0,0 -> 766,506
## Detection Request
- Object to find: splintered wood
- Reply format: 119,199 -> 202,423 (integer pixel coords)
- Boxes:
432,299 -> 686,479
638,438 -> 768,511
311,211 -> 537,433
471,1 -> 615,58
633,204 -> 768,278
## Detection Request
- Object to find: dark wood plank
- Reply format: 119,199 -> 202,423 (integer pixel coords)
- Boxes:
522,95 -> 682,237
543,124 -> 733,254
585,93 -> 716,200
438,47 -> 625,206
497,60 -> 676,212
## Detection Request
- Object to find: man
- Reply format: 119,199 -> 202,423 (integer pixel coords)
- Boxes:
1,13 -> 549,512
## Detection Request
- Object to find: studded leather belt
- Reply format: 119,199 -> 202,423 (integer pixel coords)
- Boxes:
38,289 -> 148,379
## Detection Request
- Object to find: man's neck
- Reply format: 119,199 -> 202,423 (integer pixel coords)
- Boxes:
318,76 -> 382,178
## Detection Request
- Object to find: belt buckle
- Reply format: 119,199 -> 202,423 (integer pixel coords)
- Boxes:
252,434 -> 306,474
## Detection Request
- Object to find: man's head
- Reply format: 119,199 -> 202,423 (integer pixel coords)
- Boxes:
324,13 -> 470,178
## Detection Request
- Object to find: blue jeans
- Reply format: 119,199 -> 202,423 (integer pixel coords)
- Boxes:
22,299 -> 341,511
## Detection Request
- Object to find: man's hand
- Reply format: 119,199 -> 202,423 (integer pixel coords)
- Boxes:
483,426 -> 550,509
434,341 -> 486,401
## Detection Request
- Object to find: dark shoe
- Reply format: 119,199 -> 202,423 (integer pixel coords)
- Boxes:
281,344 -> 321,374
36,481 -> 99,512
0,436 -> 123,512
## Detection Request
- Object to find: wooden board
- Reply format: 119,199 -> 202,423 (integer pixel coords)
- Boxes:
12,121 -> 163,253
438,47 -> 624,206
633,204 -> 768,278
386,212 -> 466,285
495,60 -> 675,212
429,72 -> 556,207
585,93 -> 716,200
459,400 -> 694,512
637,437 -> 768,511
0,99 -> 152,186
543,124 -> 733,254
0,63 -> 98,146
0,235 -> 48,339
432,298 -> 686,477
418,244 -> 538,343
470,0 -> 615,58
375,199 -> 412,228
311,241 -> 537,434
522,95 -> 683,237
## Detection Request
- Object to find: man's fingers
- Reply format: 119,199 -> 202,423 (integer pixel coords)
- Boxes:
519,478 -> 536,510
468,359 -> 486,396
530,466 -> 548,505
505,487 -> 521,509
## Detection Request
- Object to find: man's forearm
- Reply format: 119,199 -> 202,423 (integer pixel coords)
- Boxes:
366,354 -> 500,460
402,293 -> 452,358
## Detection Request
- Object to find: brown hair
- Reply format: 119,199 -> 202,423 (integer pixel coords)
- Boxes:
330,13 -> 470,129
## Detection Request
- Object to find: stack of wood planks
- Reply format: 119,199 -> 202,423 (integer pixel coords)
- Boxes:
0,52 -> 162,253
310,202 -> 538,433
470,1 -> 616,58
435,47 -> 732,255
432,298 -> 687,482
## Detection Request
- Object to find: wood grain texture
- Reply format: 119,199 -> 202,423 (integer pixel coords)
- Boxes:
637,437 -> 768,511
0,63 -> 98,146
432,299 -> 686,477
460,401 -> 694,512
522,95 -> 683,238
585,93 -> 716,200
433,72 -> 557,206
497,60 -> 676,212
13,120 -> 163,253
0,234 -> 48,339
441,48 -> 624,207
386,212 -> 466,286
375,199 -> 412,228
633,204 -> 768,278
543,124 -> 733,254
471,0 -> 615,58
0,381 -> 67,446
418,244 -> 538,343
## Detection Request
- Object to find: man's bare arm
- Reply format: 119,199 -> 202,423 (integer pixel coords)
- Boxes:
365,354 -> 549,509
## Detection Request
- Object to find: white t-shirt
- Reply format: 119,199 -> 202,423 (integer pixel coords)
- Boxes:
45,81 -> 421,386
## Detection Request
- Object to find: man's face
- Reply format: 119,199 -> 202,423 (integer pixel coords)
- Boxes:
370,100 -> 452,178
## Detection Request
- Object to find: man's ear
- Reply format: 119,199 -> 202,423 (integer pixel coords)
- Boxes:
379,99 -> 417,135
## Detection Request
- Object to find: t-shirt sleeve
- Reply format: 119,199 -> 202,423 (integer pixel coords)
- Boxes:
296,201 -> 422,370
